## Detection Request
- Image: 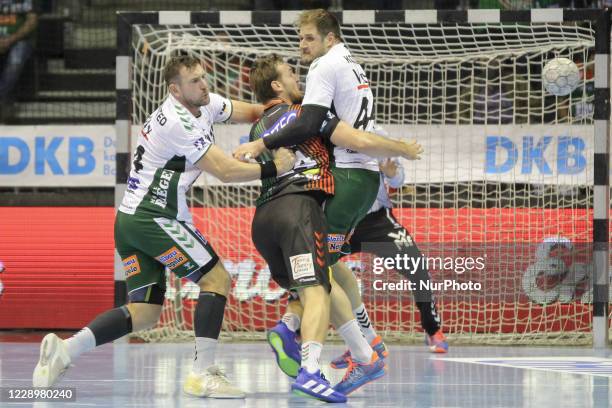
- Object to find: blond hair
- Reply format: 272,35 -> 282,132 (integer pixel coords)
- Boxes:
297,9 -> 342,41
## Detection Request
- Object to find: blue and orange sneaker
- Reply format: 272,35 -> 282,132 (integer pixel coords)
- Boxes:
330,335 -> 388,369
333,353 -> 386,395
425,329 -> 448,353
291,368 -> 347,403
266,321 -> 301,378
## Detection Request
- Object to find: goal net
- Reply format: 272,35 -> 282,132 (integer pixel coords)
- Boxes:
126,11 -> 606,344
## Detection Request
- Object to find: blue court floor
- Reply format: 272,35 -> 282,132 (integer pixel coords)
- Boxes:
1,341 -> 612,407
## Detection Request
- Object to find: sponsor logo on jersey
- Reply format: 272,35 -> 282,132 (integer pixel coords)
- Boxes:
289,253 -> 316,281
123,255 -> 141,279
127,176 -> 140,192
327,233 -> 346,253
262,111 -> 298,138
194,136 -> 207,151
156,246 -> 188,271
150,169 -> 174,209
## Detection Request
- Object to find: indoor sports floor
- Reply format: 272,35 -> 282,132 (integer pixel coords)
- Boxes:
1,338 -> 612,407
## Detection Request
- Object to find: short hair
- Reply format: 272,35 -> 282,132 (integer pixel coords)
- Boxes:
297,9 -> 342,42
249,54 -> 284,103
163,54 -> 201,87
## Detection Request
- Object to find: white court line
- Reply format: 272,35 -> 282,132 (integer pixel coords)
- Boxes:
438,356 -> 612,378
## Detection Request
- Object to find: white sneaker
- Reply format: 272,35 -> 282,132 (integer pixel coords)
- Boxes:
33,333 -> 71,387
183,365 -> 245,398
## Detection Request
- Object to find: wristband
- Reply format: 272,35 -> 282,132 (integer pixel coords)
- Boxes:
259,161 -> 277,179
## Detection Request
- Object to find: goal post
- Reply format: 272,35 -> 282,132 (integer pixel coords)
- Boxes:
115,9 -> 611,346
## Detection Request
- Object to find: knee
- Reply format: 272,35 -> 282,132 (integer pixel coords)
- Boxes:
126,303 -> 162,331
198,261 -> 231,296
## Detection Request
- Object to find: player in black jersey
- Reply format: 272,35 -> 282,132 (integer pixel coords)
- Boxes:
248,55 -> 421,402
249,54 -> 344,403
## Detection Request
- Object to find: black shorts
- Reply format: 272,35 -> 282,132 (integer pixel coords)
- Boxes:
252,193 -> 331,292
348,207 -> 411,254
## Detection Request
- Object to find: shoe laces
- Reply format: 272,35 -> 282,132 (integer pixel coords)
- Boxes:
341,358 -> 365,382
204,366 -> 232,387
337,349 -> 351,361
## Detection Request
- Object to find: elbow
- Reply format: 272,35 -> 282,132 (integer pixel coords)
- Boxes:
217,172 -> 232,183
212,168 -> 232,183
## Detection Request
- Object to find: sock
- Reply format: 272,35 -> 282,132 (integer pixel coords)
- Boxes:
194,337 -> 217,374
65,327 -> 96,361
301,341 -> 322,374
353,304 -> 378,343
281,312 -> 301,332
193,292 -> 227,373
337,319 -> 373,364
86,306 -> 133,346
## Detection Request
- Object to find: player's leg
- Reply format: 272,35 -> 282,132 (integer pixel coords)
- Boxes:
149,220 -> 246,399
253,194 -> 345,403
34,212 -> 165,387
330,261 -> 388,367
367,207 -> 447,353
324,168 -> 380,354
182,259 -> 244,398
324,167 -> 386,394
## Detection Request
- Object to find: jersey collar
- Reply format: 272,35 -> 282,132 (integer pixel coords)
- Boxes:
263,97 -> 291,111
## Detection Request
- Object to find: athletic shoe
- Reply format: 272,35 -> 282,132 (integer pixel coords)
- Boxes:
33,333 -> 71,387
330,335 -> 389,369
267,321 -> 301,378
333,353 -> 386,395
183,366 -> 245,398
291,367 -> 347,403
425,329 -> 449,353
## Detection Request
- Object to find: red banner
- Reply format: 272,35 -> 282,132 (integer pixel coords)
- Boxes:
0,207 -> 593,331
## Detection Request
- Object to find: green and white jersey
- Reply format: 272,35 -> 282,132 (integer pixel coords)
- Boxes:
119,93 -> 232,222
302,43 -> 378,172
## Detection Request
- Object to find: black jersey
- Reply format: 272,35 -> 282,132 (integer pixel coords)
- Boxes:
249,99 -> 335,207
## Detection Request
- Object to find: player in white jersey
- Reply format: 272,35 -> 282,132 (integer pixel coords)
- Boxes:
235,9 -> 422,395
32,55 -> 295,398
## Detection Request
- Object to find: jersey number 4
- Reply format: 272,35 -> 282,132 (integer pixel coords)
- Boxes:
354,96 -> 372,130
133,145 -> 145,173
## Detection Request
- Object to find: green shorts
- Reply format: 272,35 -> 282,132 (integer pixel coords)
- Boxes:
114,211 -> 219,302
324,167 -> 380,264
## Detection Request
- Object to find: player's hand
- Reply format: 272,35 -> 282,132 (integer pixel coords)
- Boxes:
233,139 -> 266,162
379,158 -> 398,178
272,148 -> 296,174
401,140 -> 423,160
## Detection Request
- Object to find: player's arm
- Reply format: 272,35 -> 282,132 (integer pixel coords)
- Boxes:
233,105 -> 327,159
234,60 -> 335,159
196,144 -> 294,183
228,99 -> 264,123
327,120 -> 423,160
